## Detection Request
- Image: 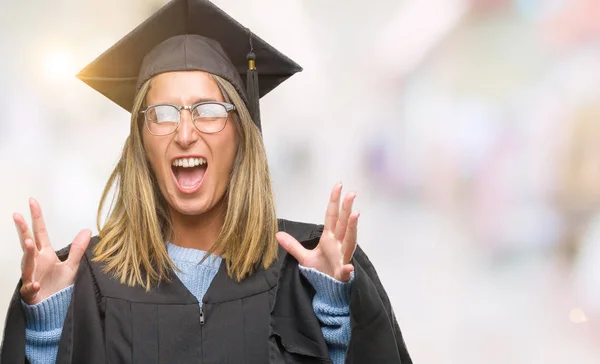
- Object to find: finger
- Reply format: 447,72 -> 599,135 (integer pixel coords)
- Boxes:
275,231 -> 308,264
342,211 -> 359,264
20,281 -> 41,304
65,230 -> 92,272
21,239 -> 36,284
340,264 -> 355,282
324,183 -> 343,232
334,192 -> 356,242
13,213 -> 34,252
29,198 -> 51,250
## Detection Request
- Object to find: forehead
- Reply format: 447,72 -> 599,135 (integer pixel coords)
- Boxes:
147,71 -> 224,103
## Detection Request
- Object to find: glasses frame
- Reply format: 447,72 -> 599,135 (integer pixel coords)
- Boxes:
140,101 -> 236,136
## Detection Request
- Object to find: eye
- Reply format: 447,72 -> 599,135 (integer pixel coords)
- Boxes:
193,103 -> 228,120
147,105 -> 179,123
143,105 -> 180,135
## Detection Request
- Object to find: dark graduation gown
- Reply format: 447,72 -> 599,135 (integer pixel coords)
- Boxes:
1,219 -> 412,364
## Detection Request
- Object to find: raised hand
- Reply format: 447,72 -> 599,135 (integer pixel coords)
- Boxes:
276,183 -> 359,282
14,198 -> 91,305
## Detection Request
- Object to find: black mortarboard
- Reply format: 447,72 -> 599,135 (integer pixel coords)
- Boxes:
76,0 -> 302,129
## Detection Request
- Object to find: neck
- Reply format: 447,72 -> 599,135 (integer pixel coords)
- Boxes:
169,198 -> 226,253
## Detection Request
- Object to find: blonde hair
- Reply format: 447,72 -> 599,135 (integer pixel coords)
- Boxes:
93,73 -> 278,289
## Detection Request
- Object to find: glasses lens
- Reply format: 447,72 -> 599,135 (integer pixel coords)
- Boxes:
192,103 -> 228,133
145,105 -> 179,135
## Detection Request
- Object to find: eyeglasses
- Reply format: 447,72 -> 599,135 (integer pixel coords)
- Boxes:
140,102 -> 236,136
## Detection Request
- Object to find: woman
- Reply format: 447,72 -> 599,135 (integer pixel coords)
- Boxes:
1,1 -> 412,363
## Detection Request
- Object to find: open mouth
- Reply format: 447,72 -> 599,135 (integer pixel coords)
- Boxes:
171,157 -> 208,192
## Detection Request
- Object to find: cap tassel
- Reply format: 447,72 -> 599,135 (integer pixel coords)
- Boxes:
246,33 -> 261,130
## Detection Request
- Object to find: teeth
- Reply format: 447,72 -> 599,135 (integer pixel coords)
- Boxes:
172,157 -> 207,168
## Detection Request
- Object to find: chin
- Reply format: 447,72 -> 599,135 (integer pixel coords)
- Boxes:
169,196 -> 212,217
166,185 -> 226,217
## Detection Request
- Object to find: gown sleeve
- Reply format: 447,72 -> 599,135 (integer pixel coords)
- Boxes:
1,241 -> 108,364
275,220 -> 412,363
1,281 -> 31,363
308,224 -> 413,364
346,245 -> 413,363
55,249 -> 107,364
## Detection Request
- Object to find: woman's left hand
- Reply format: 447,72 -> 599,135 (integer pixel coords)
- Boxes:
276,183 -> 358,282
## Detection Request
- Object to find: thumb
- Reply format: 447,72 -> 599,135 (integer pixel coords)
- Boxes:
275,231 -> 308,264
65,229 -> 92,272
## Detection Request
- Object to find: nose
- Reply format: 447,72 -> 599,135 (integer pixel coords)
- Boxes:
174,108 -> 199,148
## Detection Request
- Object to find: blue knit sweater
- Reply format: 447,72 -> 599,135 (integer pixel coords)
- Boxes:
22,243 -> 352,364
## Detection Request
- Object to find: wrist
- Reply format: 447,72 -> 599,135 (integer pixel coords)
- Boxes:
22,285 -> 74,331
299,265 -> 353,308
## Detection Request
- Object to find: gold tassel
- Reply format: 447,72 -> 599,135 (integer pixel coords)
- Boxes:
246,32 -> 261,130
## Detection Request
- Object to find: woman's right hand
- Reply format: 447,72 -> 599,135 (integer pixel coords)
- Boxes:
13,198 -> 91,305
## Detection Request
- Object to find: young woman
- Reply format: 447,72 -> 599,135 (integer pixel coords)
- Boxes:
1,1 -> 412,363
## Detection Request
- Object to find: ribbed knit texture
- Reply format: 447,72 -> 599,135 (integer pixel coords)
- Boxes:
166,243 -> 222,304
299,265 -> 354,364
22,244 -> 352,364
22,285 -> 73,364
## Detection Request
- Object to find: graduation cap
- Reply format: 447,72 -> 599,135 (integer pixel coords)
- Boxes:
76,0 -> 302,130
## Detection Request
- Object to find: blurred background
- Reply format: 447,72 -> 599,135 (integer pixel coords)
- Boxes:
1,0 -> 600,362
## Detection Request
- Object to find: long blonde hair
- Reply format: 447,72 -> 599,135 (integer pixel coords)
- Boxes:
93,73 -> 278,290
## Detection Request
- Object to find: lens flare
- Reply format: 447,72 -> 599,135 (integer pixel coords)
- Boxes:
569,308 -> 588,324
43,50 -> 75,82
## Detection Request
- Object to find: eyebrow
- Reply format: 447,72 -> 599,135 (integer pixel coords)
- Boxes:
191,98 -> 219,104
150,98 -> 220,106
